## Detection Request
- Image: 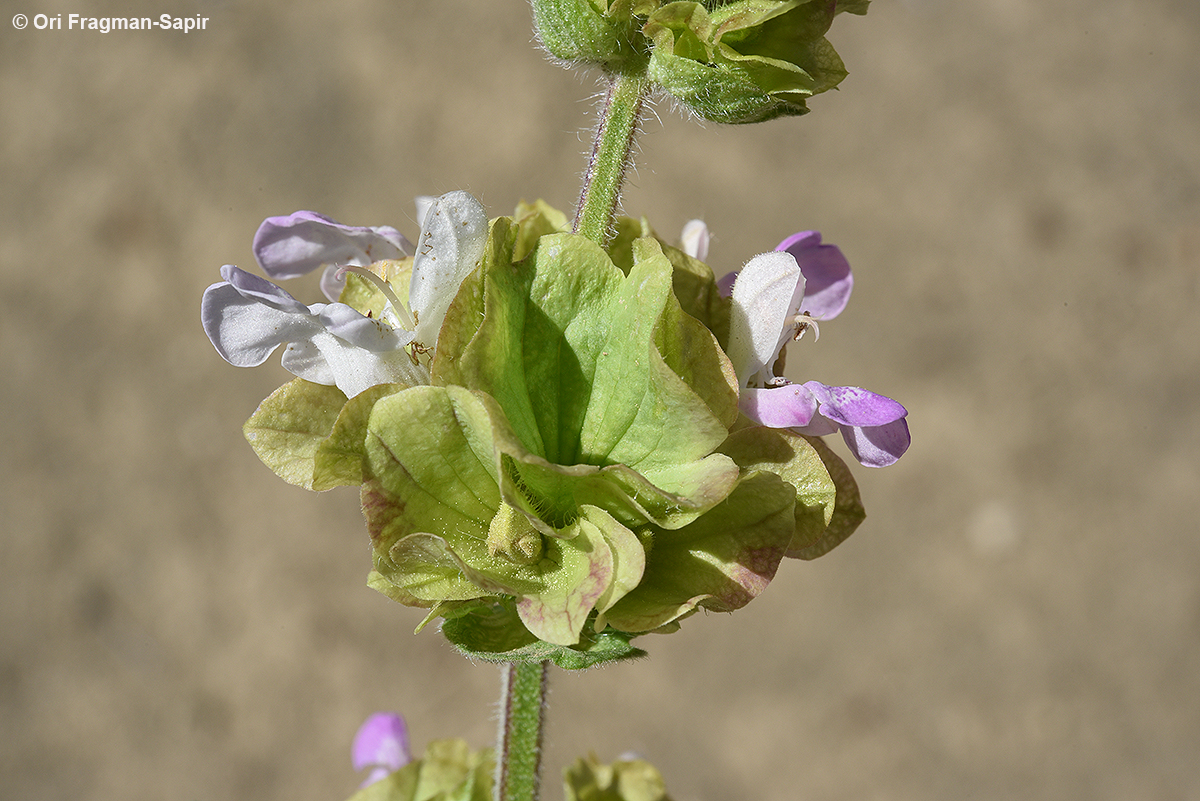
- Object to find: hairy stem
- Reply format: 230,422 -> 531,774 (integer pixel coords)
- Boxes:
573,72 -> 650,246
495,661 -> 551,801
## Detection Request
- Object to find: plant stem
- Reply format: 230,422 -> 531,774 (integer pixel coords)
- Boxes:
573,72 -> 650,246
496,661 -> 551,801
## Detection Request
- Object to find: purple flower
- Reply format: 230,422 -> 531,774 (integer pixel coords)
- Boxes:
724,231 -> 910,468
741,381 -> 910,468
201,191 -> 488,397
352,712 -> 412,787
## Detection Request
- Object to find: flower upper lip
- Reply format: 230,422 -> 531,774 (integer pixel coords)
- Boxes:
352,712 -> 411,787
201,191 -> 488,398
253,210 -> 413,300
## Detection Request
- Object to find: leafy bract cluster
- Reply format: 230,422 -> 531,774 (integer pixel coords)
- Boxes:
350,737 -> 493,801
532,0 -> 869,123
240,202 -> 863,669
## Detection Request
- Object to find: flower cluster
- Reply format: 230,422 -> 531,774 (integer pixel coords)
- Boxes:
348,712 -> 670,801
532,0 -> 870,123
202,192 -> 907,667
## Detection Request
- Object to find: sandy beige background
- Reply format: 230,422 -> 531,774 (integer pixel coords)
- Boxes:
3,0 -> 1199,799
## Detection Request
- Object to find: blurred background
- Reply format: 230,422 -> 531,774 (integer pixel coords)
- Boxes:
3,0 -> 1199,799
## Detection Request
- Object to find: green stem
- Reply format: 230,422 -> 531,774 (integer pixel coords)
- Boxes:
573,72 -> 650,246
496,661 -> 551,801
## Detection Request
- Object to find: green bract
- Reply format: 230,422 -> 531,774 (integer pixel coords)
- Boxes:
531,0 -> 868,123
532,0 -> 657,72
241,202 -> 864,668
645,0 -> 850,123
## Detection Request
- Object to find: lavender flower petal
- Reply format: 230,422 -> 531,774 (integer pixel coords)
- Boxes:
775,231 -> 853,320
253,211 -> 412,282
352,712 -> 411,786
201,266 -> 320,367
739,385 -> 821,430
839,417 -> 911,468
739,380 -> 910,467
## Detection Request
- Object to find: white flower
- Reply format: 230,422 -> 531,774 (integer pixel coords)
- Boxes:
201,191 -> 487,397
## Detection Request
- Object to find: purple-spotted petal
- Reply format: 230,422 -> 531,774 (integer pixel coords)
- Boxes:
801,381 -> 907,428
253,211 -> 412,282
801,381 -> 910,467
739,380 -> 911,467
353,712 -> 411,785
776,231 -> 853,320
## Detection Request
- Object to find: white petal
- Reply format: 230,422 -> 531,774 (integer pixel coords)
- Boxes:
313,303 -> 414,353
726,251 -> 806,385
680,219 -> 710,261
408,191 -> 488,346
202,266 -> 426,396
280,330 -> 429,398
414,195 -> 436,227
201,269 -> 323,367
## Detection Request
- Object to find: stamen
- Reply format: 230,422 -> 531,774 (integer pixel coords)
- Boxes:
792,313 -> 821,342
335,265 -> 415,330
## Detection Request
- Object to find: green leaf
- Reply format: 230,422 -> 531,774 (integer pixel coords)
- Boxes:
513,200 -> 570,262
243,378 -> 348,489
361,386 -> 505,605
442,226 -> 736,481
361,386 -> 663,646
655,238 -> 731,348
572,237 -> 732,470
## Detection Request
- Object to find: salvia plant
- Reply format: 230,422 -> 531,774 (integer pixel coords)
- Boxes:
201,1 -> 907,799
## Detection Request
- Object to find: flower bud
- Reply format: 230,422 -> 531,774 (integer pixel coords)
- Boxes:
487,503 -> 546,566
531,0 -> 656,72
645,0 -> 861,123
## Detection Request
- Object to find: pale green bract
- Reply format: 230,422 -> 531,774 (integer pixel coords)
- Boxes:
241,201 -> 863,667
